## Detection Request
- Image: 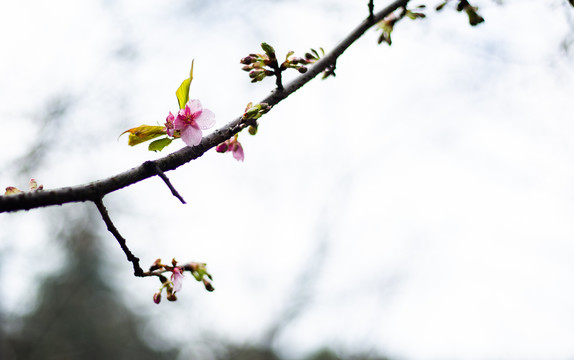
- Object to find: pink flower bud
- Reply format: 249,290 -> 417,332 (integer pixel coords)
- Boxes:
203,278 -> 215,292
240,56 -> 254,64
153,292 -> 162,304
216,143 -> 229,153
164,112 -> 176,137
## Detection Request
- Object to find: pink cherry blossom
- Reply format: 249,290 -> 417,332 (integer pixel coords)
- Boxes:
174,99 -> 215,147
171,267 -> 184,293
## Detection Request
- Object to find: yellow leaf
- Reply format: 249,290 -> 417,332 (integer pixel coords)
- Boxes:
120,125 -> 166,146
4,186 -> 23,195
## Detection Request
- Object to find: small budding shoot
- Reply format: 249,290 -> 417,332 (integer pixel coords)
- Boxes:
215,102 -> 271,162
4,179 -> 43,196
376,5 -> 426,46
436,0 -> 484,26
242,102 -> 271,121
376,2 -> 483,47
456,0 -> 484,26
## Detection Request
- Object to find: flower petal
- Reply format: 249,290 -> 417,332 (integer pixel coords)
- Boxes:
171,268 -> 184,293
173,116 -> 187,131
195,109 -> 216,130
186,99 -> 203,114
180,125 -> 203,146
178,104 -> 191,119
232,143 -> 244,162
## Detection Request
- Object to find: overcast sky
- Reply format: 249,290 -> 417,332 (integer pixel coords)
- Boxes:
2,0 -> 574,359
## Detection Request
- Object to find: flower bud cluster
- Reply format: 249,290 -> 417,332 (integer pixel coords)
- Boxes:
282,47 -> 324,74
150,258 -> 214,304
244,102 -> 272,136
241,43 -> 327,84
240,42 -> 279,83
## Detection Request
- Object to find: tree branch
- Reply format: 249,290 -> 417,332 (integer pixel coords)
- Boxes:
93,197 -> 144,277
0,0 -> 409,214
143,161 -> 186,204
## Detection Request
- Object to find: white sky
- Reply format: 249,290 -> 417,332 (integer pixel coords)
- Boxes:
1,0 -> 574,359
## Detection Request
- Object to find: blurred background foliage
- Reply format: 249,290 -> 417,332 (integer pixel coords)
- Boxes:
0,208 -> 390,359
0,205 -> 177,360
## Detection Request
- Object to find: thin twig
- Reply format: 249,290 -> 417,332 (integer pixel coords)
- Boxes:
0,0 -> 410,214
144,161 -> 186,204
93,197 -> 144,277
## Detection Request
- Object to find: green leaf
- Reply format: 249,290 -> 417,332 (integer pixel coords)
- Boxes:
176,59 -> 194,109
311,48 -> 320,58
121,125 -> 166,146
148,137 -> 173,152
260,42 -> 275,55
